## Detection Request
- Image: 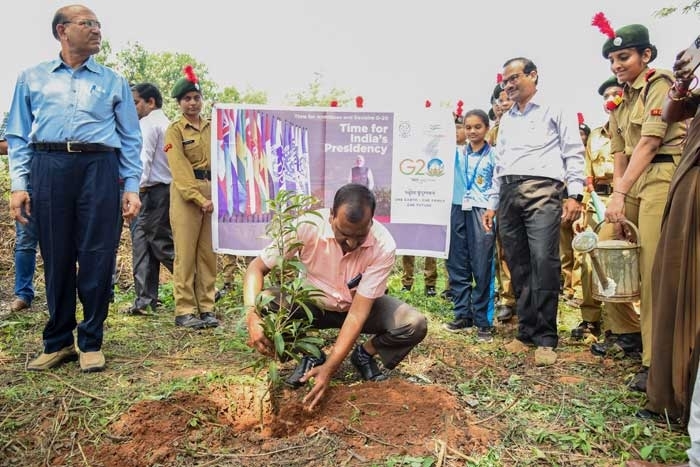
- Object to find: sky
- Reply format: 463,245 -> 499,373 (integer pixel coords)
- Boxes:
2,1 -> 697,128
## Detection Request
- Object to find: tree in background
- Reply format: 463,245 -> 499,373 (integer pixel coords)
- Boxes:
96,41 -> 267,119
656,0 -> 700,16
287,72 -> 351,107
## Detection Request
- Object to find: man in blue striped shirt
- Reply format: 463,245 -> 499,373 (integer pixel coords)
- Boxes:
7,4 -> 142,373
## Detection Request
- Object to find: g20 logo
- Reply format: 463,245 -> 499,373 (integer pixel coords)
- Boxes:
399,158 -> 445,176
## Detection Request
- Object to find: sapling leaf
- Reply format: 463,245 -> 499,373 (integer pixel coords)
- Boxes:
299,336 -> 325,346
273,332 -> 285,358
296,341 -> 321,358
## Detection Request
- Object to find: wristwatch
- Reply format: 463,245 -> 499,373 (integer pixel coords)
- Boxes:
568,194 -> 584,203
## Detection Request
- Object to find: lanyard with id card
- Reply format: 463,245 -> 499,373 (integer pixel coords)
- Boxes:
462,145 -> 489,211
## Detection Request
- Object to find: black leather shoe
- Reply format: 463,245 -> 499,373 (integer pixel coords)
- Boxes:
571,321 -> 601,340
175,314 -> 207,329
628,366 -> 649,393
401,285 -> 412,292
592,332 -> 642,359
350,345 -> 388,382
591,331 -> 622,357
616,333 -> 643,359
590,332 -> 618,356
214,282 -> 234,302
496,305 -> 514,322
635,408 -> 662,421
285,352 -> 326,388
200,312 -> 220,328
123,306 -> 148,316
442,318 -> 473,332
425,286 -> 436,297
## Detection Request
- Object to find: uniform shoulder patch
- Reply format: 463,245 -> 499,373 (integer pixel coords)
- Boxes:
644,68 -> 656,82
164,143 -> 172,152
650,108 -> 662,116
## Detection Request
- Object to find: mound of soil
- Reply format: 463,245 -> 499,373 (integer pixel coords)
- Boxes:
90,379 -> 493,466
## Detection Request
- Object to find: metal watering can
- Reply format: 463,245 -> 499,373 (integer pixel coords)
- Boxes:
571,220 -> 641,303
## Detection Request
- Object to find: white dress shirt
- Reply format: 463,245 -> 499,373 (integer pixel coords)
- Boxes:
139,108 -> 172,188
493,91 -> 585,201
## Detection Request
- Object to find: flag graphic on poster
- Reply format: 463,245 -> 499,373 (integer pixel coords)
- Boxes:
216,108 -> 229,218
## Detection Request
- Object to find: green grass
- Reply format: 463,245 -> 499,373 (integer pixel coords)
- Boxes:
0,242 -> 692,466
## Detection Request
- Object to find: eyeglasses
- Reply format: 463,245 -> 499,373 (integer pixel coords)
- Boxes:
500,72 -> 526,89
62,19 -> 101,29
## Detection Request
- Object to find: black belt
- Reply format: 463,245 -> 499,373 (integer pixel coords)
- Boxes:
31,142 -> 116,153
594,184 -> 612,196
651,154 -> 674,164
501,175 -> 554,185
139,183 -> 168,193
193,169 -> 211,181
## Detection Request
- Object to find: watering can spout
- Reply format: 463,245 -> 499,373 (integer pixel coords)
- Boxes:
571,220 -> 641,302
572,230 -> 614,295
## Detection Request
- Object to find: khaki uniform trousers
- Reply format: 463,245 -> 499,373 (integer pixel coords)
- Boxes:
170,180 -> 216,317
401,256 -> 437,288
624,160 -> 676,367
578,195 -> 639,333
222,255 -> 252,284
560,209 -> 581,297
495,234 -> 516,307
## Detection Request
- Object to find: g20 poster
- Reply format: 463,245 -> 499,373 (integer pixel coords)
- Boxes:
211,105 -> 454,258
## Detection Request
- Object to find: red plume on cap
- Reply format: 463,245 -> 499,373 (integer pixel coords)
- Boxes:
496,73 -> 503,84
355,96 -> 364,108
330,100 -> 338,107
592,12 -> 615,39
455,100 -> 464,116
577,112 -> 585,126
425,99 -> 432,108
183,65 -> 199,84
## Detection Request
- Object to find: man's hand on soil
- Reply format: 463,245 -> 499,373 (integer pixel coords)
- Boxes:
300,363 -> 334,411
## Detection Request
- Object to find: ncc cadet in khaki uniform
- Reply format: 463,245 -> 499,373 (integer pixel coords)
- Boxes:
594,20 -> 687,392
486,83 -> 516,321
575,77 -> 641,348
165,66 -> 219,330
401,256 -> 438,296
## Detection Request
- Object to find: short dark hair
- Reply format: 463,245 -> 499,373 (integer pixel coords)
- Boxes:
333,184 -> 376,221
131,83 -> 163,108
52,9 -> 69,40
491,84 -> 503,103
463,109 -> 490,129
503,57 -> 539,85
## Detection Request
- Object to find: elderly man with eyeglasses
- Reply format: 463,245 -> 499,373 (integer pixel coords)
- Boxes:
6,4 -> 142,373
482,57 -> 585,366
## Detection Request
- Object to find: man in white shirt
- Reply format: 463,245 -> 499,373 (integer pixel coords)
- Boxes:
127,83 -> 174,314
484,57 -> 585,366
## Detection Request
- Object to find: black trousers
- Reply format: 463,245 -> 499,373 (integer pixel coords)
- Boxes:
32,151 -> 121,353
498,177 -> 563,348
130,184 -> 174,310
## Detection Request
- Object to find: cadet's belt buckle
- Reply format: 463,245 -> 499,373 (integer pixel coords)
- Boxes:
66,141 -> 80,153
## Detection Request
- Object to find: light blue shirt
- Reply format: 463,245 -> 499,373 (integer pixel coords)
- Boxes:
139,108 -> 172,188
493,91 -> 585,204
452,143 -> 498,210
6,55 -> 142,193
